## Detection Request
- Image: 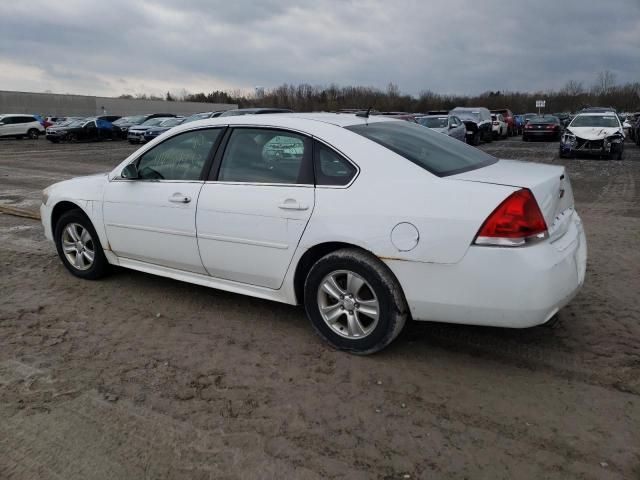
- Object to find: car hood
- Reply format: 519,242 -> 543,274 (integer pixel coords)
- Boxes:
567,126 -> 622,140
47,173 -> 109,202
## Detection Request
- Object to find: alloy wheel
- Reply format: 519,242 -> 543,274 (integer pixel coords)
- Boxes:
61,223 -> 95,271
317,270 -> 380,339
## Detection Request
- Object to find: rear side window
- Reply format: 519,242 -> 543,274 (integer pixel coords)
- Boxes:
314,142 -> 357,186
346,121 -> 497,177
217,128 -> 312,184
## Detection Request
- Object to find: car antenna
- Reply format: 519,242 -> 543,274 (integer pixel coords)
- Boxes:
355,107 -> 372,119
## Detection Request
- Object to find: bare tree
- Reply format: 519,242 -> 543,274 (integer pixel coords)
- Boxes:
561,80 -> 584,96
593,70 -> 617,96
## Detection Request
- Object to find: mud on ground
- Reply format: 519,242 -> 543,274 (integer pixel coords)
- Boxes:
0,137 -> 639,479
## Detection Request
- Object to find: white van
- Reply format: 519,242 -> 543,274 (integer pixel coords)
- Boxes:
0,114 -> 45,139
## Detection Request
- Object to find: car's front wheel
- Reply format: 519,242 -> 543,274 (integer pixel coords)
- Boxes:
304,248 -> 408,355
54,209 -> 109,279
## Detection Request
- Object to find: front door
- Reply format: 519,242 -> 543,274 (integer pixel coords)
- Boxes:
103,127 -> 224,274
196,127 -> 315,289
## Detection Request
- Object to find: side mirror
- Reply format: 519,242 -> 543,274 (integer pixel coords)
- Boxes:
121,163 -> 139,179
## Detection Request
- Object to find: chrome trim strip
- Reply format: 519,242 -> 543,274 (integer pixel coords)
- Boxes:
197,232 -> 289,250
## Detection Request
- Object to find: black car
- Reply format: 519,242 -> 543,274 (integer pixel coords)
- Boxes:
449,107 -> 493,145
522,115 -> 562,141
552,112 -> 572,128
218,108 -> 293,117
112,113 -> 176,138
46,118 -> 120,143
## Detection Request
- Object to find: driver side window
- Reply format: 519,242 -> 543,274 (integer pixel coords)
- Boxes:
136,128 -> 222,181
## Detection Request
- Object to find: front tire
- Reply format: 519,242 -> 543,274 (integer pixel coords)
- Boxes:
54,209 -> 109,280
304,249 -> 408,355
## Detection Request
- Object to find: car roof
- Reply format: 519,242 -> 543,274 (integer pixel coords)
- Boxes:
168,112 -> 396,134
574,112 -> 617,116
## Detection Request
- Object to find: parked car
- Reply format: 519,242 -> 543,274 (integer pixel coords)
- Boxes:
632,116 -> 640,146
560,112 -> 625,159
523,115 -> 562,141
40,113 -> 586,354
113,114 -> 176,138
513,114 -> 525,135
46,117 -> 120,143
490,109 -> 515,136
416,114 -> 466,142
490,114 -> 508,139
450,107 -> 493,145
127,117 -> 175,144
219,108 -> 293,117
0,114 -> 45,139
143,117 -> 186,142
623,112 -> 639,141
552,112 -> 572,128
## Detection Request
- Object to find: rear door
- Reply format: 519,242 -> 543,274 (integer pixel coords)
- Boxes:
196,127 -> 315,289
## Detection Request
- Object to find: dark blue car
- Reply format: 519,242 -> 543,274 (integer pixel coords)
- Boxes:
142,117 -> 185,142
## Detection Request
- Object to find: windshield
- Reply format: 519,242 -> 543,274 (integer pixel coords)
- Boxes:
529,116 -> 558,124
346,121 -> 496,177
570,115 -> 620,128
117,115 -> 147,125
66,120 -> 86,127
185,112 -> 212,123
452,110 -> 481,121
141,118 -> 167,126
159,118 -> 183,127
418,117 -> 448,128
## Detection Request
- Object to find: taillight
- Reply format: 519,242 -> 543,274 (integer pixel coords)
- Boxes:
474,189 -> 548,247
546,124 -> 555,130
525,124 -> 533,129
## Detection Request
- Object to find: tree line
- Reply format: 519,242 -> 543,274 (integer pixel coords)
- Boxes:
119,71 -> 640,114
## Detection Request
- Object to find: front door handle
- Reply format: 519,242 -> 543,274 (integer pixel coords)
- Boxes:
278,198 -> 308,211
169,193 -> 191,204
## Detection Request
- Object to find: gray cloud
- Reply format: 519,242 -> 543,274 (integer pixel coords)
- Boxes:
0,0 -> 638,97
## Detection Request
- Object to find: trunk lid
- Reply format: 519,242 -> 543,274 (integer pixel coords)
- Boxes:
449,159 -> 574,239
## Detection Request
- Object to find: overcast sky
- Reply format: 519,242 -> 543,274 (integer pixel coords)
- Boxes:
0,0 -> 638,98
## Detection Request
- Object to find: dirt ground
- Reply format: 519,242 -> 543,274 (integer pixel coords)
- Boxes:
0,136 -> 639,479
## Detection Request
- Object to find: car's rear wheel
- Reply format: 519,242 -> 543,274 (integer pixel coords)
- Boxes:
54,209 -> 109,280
304,248 -> 408,355
27,128 -> 40,139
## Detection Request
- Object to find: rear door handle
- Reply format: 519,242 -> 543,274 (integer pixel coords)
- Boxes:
169,193 -> 191,204
278,198 -> 308,211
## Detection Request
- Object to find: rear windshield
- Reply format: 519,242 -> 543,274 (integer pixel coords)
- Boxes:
530,116 -> 558,124
346,121 -> 497,177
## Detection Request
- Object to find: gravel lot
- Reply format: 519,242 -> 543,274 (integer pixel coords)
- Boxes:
1,136 -> 639,479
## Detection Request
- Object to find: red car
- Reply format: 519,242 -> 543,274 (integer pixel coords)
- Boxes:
491,109 -> 515,136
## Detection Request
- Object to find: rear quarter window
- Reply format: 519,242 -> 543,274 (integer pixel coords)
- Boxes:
346,121 -> 497,177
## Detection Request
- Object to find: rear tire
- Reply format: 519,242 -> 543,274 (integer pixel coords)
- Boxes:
54,209 -> 110,280
304,248 -> 408,355
27,128 -> 39,139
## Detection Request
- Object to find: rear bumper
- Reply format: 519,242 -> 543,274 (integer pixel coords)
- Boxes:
385,212 -> 587,328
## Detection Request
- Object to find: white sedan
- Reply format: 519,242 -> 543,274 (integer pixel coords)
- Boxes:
41,113 -> 587,354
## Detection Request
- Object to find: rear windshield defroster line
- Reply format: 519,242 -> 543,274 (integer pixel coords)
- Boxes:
346,121 -> 497,177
